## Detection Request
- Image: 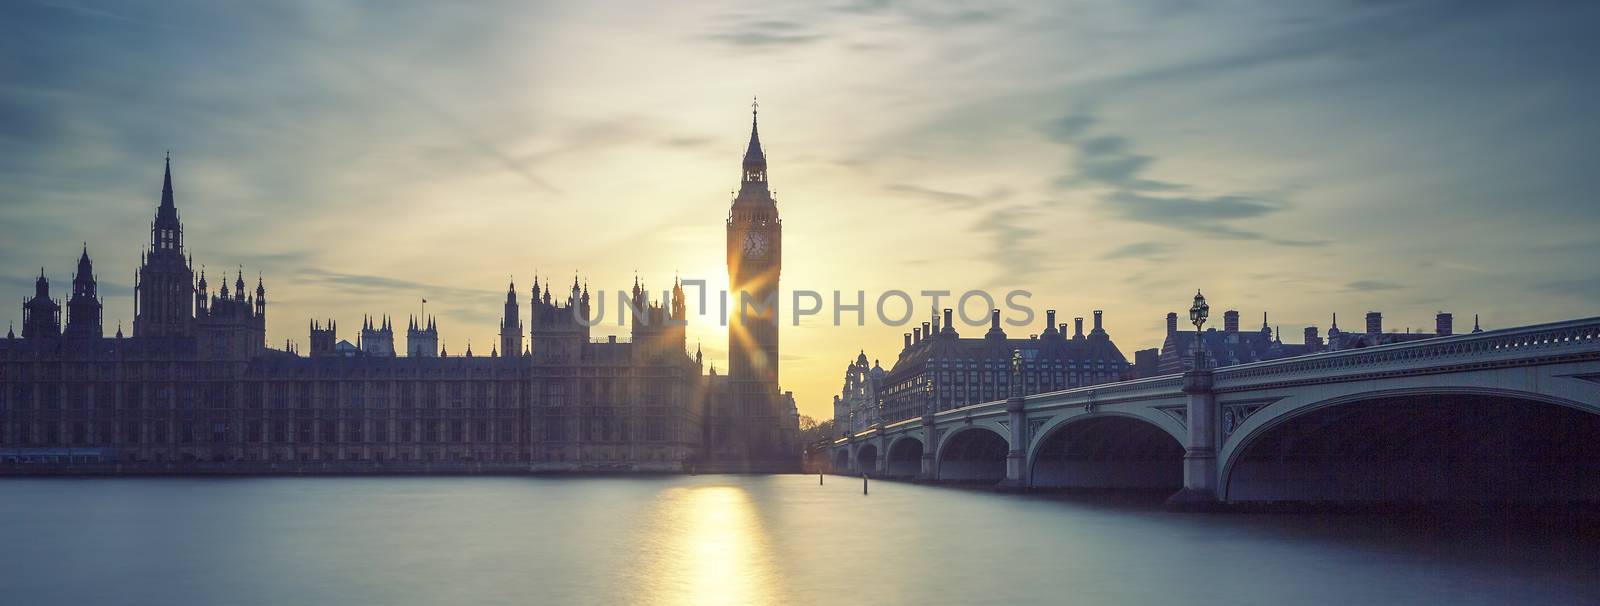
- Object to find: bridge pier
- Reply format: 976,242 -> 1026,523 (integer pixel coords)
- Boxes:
997,395 -> 1028,491
920,412 -> 936,481
874,425 -> 888,477
1168,368 -> 1220,510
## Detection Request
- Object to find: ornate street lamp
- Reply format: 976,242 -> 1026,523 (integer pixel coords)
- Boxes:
1010,348 -> 1022,398
1189,289 -> 1209,369
923,378 -> 934,414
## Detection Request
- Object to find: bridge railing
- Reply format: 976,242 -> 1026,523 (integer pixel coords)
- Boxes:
826,317 -> 1600,446
1212,316 -> 1600,388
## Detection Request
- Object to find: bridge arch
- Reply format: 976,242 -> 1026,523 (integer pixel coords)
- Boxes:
832,447 -> 850,473
1028,412 -> 1184,490
884,436 -> 924,478
855,443 -> 879,475
1221,387 -> 1600,503
936,424 -> 1009,483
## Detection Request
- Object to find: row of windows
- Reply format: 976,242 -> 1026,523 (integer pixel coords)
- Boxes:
1,383 -> 685,411
0,418 -> 678,446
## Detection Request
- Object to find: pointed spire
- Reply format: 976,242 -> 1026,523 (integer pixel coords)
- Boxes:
160,151 -> 175,209
742,95 -> 767,182
1473,314 -> 1482,333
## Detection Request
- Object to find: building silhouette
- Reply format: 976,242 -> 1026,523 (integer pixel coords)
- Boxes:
1153,308 -> 1472,375
706,101 -> 800,471
838,308 -> 1132,431
0,112 -> 798,471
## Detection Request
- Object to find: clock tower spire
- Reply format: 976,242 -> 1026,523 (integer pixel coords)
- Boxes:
727,97 -> 781,388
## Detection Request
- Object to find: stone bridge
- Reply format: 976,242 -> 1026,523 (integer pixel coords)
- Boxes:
829,317 -> 1600,506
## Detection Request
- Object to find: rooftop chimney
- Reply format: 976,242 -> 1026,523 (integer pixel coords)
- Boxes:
922,321 -> 931,340
903,332 -> 912,350
991,309 -> 1001,330
913,327 -> 922,344
1092,310 -> 1104,333
1045,309 -> 1057,332
1366,311 -> 1382,335
1223,310 -> 1240,333
1436,312 -> 1453,336
1166,312 -> 1178,335
942,308 -> 953,333
1074,317 -> 1084,338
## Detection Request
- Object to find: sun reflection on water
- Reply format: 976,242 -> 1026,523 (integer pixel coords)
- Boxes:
633,484 -> 781,606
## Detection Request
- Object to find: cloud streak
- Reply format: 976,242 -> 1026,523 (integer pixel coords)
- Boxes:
1044,108 -> 1324,246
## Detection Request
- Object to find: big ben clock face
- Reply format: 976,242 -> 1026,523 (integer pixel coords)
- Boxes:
743,232 -> 768,258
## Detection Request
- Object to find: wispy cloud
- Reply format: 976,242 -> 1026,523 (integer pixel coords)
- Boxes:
1346,280 -> 1404,292
294,268 -> 497,304
1101,241 -> 1175,261
973,204 -> 1044,281
884,183 -> 1010,208
1043,108 -> 1323,246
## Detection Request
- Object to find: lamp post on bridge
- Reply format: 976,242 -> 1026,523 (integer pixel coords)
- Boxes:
1170,289 -> 1221,510
999,348 -> 1029,491
873,394 -> 887,478
920,378 -> 936,481
1189,289 -> 1210,370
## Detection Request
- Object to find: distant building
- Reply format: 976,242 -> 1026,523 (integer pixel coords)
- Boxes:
850,308 -> 1130,428
1155,308 -> 1473,374
832,351 -> 885,435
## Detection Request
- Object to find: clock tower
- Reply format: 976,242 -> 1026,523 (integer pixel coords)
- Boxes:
727,102 -> 781,389
713,100 -> 796,470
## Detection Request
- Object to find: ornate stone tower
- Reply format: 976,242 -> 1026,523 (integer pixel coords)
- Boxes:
21,269 -> 60,340
407,315 -> 438,357
360,314 -> 395,357
64,245 -> 102,339
500,279 -> 522,358
134,154 -> 196,338
727,102 -> 782,389
717,101 -> 796,468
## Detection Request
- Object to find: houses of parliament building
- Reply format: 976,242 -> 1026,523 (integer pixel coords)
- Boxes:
0,111 -> 799,473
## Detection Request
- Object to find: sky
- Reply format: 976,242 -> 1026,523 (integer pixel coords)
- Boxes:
2,0 -> 1598,419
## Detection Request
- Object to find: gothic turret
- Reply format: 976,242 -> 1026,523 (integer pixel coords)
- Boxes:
21,268 -> 61,340
360,314 -> 395,357
64,245 -> 102,338
407,314 -> 438,357
134,153 -> 196,338
501,279 -> 522,358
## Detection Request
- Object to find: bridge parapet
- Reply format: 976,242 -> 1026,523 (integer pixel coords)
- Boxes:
1213,317 -> 1600,391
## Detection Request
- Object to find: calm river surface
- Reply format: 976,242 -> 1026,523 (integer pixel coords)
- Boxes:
1,475 -> 1596,605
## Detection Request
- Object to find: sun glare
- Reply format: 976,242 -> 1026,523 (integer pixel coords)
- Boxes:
634,485 -> 781,606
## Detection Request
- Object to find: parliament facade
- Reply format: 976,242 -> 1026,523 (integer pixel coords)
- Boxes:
0,112 -> 799,473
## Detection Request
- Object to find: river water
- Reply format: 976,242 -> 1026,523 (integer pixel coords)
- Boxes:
1,475 -> 1595,605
